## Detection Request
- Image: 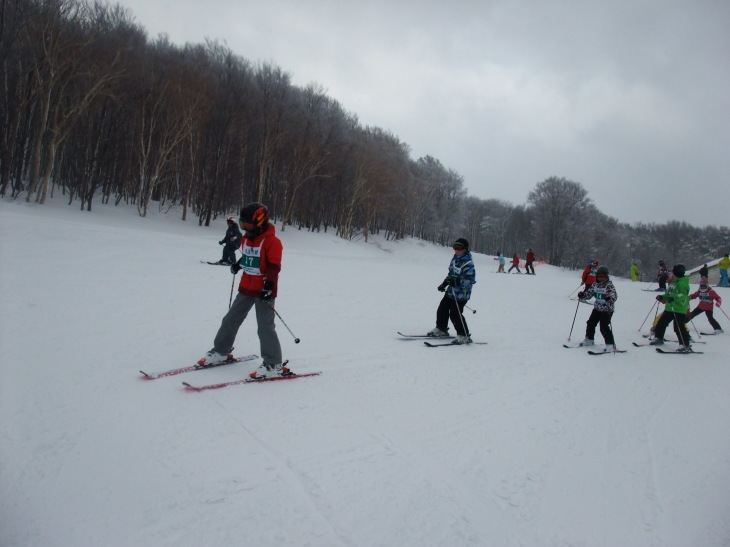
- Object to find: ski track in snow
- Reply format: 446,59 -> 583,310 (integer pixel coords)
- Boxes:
1,197 -> 730,546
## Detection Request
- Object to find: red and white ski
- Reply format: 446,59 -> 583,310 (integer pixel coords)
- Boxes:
183,372 -> 321,391
140,354 -> 258,380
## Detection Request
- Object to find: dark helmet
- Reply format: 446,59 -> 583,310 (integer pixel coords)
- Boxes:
239,203 -> 269,229
659,260 -> 665,266
453,238 -> 469,251
596,265 -> 609,277
672,264 -> 686,277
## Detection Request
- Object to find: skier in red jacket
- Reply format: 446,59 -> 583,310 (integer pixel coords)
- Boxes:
198,203 -> 290,379
525,249 -> 536,275
688,277 -> 723,333
508,253 -> 521,273
582,259 -> 599,289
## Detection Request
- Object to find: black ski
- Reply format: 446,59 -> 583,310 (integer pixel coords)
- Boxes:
588,349 -> 627,355
398,331 -> 454,340
641,334 -> 705,344
655,348 -> 703,355
700,332 -> 721,336
423,340 -> 488,347
201,260 -> 230,266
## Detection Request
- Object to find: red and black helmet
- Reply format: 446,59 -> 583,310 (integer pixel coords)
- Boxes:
239,203 -> 269,229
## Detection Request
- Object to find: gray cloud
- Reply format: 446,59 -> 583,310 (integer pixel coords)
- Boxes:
117,0 -> 730,226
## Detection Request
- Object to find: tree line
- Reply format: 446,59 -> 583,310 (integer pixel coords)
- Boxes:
2,0 -> 727,277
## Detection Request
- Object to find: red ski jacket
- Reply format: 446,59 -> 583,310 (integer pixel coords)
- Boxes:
237,223 -> 282,298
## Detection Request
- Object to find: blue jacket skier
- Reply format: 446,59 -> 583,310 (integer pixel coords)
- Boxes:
427,238 -> 476,344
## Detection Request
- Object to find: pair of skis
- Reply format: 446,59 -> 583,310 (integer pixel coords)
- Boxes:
140,355 -> 320,389
397,332 -> 488,347
563,344 -> 627,355
632,342 -> 704,354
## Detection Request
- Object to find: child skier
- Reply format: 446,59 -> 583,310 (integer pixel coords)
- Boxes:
581,259 -> 599,290
508,253 -> 521,273
577,265 -> 618,351
651,264 -> 691,351
496,251 -> 506,273
199,203 -> 290,378
427,238 -> 476,344
688,277 -> 723,333
217,217 -> 242,265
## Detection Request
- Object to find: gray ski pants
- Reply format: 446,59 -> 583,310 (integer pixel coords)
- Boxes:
213,293 -> 282,366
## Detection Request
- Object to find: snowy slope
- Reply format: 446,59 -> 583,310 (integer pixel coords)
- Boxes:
1,198 -> 729,547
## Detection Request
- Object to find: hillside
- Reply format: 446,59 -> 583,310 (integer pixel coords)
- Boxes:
1,198 -> 729,547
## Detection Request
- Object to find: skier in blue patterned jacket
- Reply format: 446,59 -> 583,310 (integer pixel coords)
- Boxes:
427,238 -> 476,344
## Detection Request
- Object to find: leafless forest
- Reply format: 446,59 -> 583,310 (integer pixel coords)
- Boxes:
2,0 -> 727,274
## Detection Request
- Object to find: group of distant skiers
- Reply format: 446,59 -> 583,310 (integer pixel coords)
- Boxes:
200,203 -> 725,370
495,249 -> 536,275
574,257 -> 724,353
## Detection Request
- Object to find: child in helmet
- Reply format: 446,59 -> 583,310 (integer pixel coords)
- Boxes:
688,277 -> 723,333
218,216 -> 242,265
577,265 -> 618,351
651,264 -> 691,350
200,203 -> 289,378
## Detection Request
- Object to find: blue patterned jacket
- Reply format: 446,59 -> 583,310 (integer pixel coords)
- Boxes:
446,252 -> 476,302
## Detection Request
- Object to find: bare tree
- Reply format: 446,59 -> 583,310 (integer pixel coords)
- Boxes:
23,0 -> 125,204
528,176 -> 593,266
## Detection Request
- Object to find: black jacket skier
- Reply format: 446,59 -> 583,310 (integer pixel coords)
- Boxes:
219,217 -> 242,264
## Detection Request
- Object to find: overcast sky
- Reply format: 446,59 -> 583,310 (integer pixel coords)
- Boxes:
114,0 -> 730,227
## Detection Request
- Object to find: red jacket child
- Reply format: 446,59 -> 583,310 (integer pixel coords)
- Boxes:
582,259 -> 599,286
689,286 -> 721,311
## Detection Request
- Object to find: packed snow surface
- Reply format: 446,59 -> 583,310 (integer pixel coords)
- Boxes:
1,198 -> 729,547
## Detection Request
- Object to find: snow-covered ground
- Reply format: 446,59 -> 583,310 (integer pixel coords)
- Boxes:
1,197 -> 729,547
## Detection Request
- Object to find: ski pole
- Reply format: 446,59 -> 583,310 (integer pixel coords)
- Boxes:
265,301 -> 301,343
449,286 -> 471,343
229,271 -> 237,309
567,297 -> 581,341
638,299 -> 659,331
567,283 -> 582,298
608,319 -> 618,354
688,317 -> 702,340
464,303 -> 477,314
717,304 -> 730,321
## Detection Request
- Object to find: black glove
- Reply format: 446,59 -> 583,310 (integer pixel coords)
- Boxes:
656,295 -> 664,302
445,277 -> 457,287
259,279 -> 274,301
219,240 -> 224,245
437,282 -> 447,292
577,291 -> 585,299
230,263 -> 242,275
